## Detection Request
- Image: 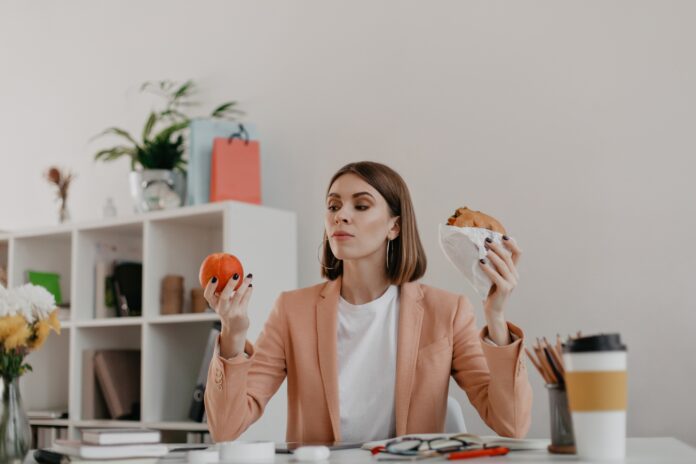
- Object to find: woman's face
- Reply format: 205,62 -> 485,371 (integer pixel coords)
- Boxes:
324,173 -> 400,261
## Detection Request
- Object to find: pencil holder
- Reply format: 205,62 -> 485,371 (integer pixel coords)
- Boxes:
546,383 -> 575,454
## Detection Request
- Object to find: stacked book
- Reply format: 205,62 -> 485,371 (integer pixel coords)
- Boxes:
52,428 -> 168,462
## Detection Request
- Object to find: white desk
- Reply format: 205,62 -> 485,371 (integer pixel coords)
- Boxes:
25,438 -> 696,463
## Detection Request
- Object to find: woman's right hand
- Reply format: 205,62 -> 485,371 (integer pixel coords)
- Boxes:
204,273 -> 254,357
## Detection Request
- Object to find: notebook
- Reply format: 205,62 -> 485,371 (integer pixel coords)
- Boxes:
81,350 -> 110,420
52,440 -> 168,459
81,428 -> 161,445
93,349 -> 141,420
63,457 -> 158,464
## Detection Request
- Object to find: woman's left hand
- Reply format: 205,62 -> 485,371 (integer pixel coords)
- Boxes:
479,236 -> 523,318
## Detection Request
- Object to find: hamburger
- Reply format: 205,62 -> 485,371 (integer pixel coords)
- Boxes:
446,207 -> 506,235
439,206 -> 509,299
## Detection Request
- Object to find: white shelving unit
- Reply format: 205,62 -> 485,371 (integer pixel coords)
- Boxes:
5,201 -> 297,442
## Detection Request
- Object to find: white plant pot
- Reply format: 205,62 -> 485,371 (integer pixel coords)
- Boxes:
129,169 -> 186,213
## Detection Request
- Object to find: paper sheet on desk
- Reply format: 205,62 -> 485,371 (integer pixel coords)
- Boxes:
363,433 -> 549,451
438,224 -> 511,301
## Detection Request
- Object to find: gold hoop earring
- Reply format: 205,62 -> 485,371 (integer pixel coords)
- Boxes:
318,238 -> 340,270
386,238 -> 392,270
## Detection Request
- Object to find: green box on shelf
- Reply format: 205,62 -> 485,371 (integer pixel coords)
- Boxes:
27,270 -> 62,305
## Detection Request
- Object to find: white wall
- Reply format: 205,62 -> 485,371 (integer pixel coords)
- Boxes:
1,0 -> 694,446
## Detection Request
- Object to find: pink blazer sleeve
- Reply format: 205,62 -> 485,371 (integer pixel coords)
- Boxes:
204,293 -> 287,442
451,295 -> 533,438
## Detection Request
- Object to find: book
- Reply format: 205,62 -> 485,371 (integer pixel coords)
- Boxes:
189,321 -> 222,422
93,350 -> 141,420
52,439 -> 168,459
94,259 -> 115,318
81,350 -> 110,420
35,426 -> 68,448
81,428 -> 161,445
27,409 -> 66,419
362,433 -> 550,452
70,459 -> 158,464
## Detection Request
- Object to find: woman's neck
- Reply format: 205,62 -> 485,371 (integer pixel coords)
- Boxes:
340,258 -> 392,305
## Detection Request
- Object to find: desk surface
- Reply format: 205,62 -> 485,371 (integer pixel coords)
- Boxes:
25,438 -> 696,463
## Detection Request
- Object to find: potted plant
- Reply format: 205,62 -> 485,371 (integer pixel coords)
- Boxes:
92,79 -> 243,212
0,283 -> 61,463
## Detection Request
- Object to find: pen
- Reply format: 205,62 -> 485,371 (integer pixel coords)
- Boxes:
447,446 -> 509,460
33,449 -> 70,464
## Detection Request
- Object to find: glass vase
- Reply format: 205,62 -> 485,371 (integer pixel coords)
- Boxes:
0,377 -> 31,463
58,196 -> 70,223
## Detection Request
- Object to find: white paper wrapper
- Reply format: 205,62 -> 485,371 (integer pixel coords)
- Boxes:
438,223 -> 510,300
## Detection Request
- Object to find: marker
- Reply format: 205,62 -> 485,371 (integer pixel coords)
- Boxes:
447,446 -> 510,460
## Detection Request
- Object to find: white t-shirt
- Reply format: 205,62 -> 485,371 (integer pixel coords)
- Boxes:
337,284 -> 399,443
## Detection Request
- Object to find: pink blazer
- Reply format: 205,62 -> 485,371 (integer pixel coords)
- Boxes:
204,276 -> 532,443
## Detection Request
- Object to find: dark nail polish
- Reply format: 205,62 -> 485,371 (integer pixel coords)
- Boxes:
246,273 -> 253,278
233,273 -> 240,280
211,277 -> 217,283
480,259 -> 486,264
503,235 -> 509,241
485,237 -> 493,243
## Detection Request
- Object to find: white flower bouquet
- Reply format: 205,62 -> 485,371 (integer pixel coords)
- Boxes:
0,283 -> 61,379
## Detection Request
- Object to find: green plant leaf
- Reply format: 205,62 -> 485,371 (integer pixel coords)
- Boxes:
136,133 -> 186,170
173,80 -> 195,99
159,109 -> 188,121
141,79 -> 173,94
94,146 -> 136,162
142,111 -> 158,143
90,127 -> 139,145
211,101 -> 238,117
153,121 -> 189,143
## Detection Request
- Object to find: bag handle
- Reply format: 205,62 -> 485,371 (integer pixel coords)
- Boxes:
227,123 -> 250,145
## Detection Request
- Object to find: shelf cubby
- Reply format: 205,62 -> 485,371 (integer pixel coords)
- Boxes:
143,211 -> 223,319
71,324 -> 142,422
73,222 -> 143,321
142,321 -> 217,424
20,326 -> 70,415
10,231 -> 72,308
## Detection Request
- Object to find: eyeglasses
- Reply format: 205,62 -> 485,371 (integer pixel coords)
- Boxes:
372,433 -> 479,457
371,434 -> 510,461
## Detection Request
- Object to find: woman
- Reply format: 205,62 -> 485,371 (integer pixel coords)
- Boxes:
203,161 -> 532,444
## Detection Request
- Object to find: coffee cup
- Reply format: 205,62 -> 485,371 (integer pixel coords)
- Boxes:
563,333 -> 627,461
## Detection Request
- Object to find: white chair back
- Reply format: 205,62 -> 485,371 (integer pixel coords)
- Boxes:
444,396 -> 467,433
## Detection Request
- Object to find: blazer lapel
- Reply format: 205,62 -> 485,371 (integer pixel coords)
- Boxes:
394,281 -> 424,436
316,276 -> 342,441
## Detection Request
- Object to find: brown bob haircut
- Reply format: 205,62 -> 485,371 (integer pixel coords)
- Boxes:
320,161 -> 427,284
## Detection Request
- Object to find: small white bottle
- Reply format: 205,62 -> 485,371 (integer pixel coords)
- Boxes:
103,197 -> 117,218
